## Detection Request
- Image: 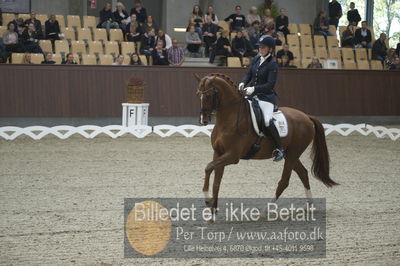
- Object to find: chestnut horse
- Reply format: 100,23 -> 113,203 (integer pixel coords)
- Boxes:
194,73 -> 338,213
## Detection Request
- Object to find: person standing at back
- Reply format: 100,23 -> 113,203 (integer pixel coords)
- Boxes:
130,0 -> 147,23
275,8 -> 290,38
328,0 -> 342,29
347,2 -> 361,26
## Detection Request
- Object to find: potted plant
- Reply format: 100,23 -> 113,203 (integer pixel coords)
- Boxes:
127,77 -> 146,103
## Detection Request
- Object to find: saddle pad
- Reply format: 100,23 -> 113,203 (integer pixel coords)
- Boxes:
247,99 -> 288,138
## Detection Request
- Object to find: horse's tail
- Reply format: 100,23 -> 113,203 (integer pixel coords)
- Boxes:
309,116 -> 339,187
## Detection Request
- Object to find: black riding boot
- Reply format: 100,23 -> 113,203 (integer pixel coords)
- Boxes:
265,121 -> 285,162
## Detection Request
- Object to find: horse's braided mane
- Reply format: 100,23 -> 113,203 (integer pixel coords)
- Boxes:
208,73 -> 237,88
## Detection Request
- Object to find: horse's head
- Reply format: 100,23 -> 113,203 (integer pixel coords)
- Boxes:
194,74 -> 219,125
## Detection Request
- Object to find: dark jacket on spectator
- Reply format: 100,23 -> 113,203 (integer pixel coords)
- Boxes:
276,49 -> 294,61
347,9 -> 361,24
22,28 -> 43,44
232,36 -> 247,53
152,48 -> 169,65
130,7 -> 147,23
99,9 -> 116,25
275,15 -> 289,30
140,34 -> 155,52
113,10 -> 129,24
355,28 -> 372,44
202,22 -> 219,37
313,17 -> 329,32
372,39 -> 387,59
25,18 -> 42,32
328,1 -> 342,18
41,60 -> 56,64
216,36 -> 231,51
224,14 -> 246,29
45,20 -> 60,39
395,43 -> 399,57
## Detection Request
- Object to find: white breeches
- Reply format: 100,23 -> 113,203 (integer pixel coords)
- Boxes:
258,100 -> 274,127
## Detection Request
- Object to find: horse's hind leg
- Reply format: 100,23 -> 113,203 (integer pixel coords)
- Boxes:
293,159 -> 313,201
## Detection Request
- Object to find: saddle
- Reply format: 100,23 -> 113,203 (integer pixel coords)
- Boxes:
247,97 -> 288,138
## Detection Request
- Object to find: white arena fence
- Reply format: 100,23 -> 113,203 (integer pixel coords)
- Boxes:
0,124 -> 398,141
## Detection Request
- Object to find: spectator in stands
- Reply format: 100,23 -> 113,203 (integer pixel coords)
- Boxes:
307,57 -> 323,69
114,2 -> 129,32
126,14 -> 142,44
261,8 -> 274,28
225,5 -> 246,31
22,23 -> 43,53
355,21 -> 372,48
140,28 -> 156,56
396,37 -> 400,57
99,2 -> 119,35
41,52 -> 56,64
275,8 -> 290,38
0,8 -> 2,26
112,54 -> 126,65
328,0 -> 342,29
314,11 -> 333,37
263,18 -> 276,36
189,5 -> 204,37
3,23 -> 24,58
209,30 -> 233,64
372,33 -> 387,63
142,16 -> 158,33
389,56 -> 400,70
347,2 -> 361,26
152,40 -> 169,65
341,25 -> 356,47
130,0 -> 147,23
25,11 -> 42,35
130,53 -> 144,65
185,25 -> 202,56
248,20 -> 261,47
155,29 -> 172,49
232,30 -> 249,61
62,53 -> 77,64
168,39 -> 185,66
202,15 -> 219,57
10,18 -> 25,36
278,55 -> 296,68
246,6 -> 261,26
204,5 -> 218,25
45,15 -> 60,41
23,53 -> 32,64
242,30 -> 258,57
276,43 -> 294,65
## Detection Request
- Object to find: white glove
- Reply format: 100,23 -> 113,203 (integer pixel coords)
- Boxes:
244,86 -> 255,95
238,83 -> 245,92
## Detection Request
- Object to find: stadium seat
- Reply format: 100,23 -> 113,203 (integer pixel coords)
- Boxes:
39,40 -> 53,53
104,41 -> 120,56
77,28 -> 92,42
93,28 -> 108,42
338,26 -> 346,39
55,15 -> 66,28
227,57 -> 242,67
217,21 -> 230,32
55,40 -> 70,55
301,59 -> 312,68
36,14 -> 48,26
291,47 -> 301,61
287,35 -> 300,47
0,26 -> 7,38
136,42 -> 141,53
315,47 -> 328,60
71,41 -> 87,55
300,35 -> 313,48
355,48 -> 368,61
343,60 -> 357,69
99,54 -> 114,65
121,42 -> 136,56
314,35 -> 326,48
370,60 -> 383,70
109,29 -> 124,42
11,53 -> 24,64
342,48 -> 355,61
123,56 -> 131,65
83,16 -> 97,29
288,24 -> 298,34
229,32 -> 237,41
18,14 -> 30,21
299,24 -> 312,35
61,27 -> 76,41
31,53 -> 44,64
2,13 -> 16,25
327,36 -> 339,48
328,47 -> 341,60
357,60 -> 370,70
70,53 -> 81,64
367,48 -> 372,60
52,54 -> 62,64
328,25 -> 337,36
139,55 -> 148,66
88,41 -> 104,55
67,15 -> 81,28
81,54 -> 97,65
291,59 -> 301,68
301,47 -> 314,60
275,45 -> 282,52
367,26 -> 375,41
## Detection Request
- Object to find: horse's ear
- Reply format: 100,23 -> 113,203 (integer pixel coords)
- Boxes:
193,73 -> 202,82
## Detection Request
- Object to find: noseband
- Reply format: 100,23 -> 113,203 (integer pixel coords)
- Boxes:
197,80 -> 220,114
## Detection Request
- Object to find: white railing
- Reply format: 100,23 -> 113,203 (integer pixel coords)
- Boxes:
0,124 -> 398,141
